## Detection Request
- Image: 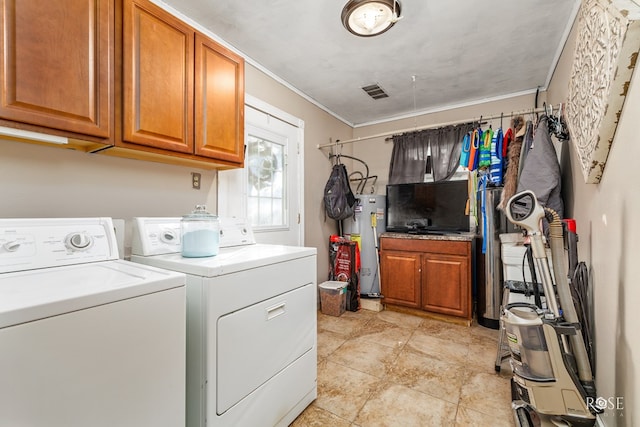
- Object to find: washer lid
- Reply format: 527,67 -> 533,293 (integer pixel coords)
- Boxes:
0,260 -> 185,328
131,244 -> 316,277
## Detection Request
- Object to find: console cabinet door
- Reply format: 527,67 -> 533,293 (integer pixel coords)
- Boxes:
195,34 -> 244,164
123,0 -> 193,153
421,252 -> 469,318
0,0 -> 112,137
380,250 -> 421,308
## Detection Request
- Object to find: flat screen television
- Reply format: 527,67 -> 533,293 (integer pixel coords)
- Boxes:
386,180 -> 470,233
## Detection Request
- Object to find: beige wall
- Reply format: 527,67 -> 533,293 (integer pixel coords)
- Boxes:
0,140 -> 218,256
547,18 -> 638,425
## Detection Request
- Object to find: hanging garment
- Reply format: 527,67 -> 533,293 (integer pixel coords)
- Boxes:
478,127 -> 493,169
489,128 -> 504,185
467,128 -> 481,171
501,127 -> 513,179
518,121 -> 535,179
477,173 -> 490,253
459,132 -> 471,168
466,129 -> 479,170
472,129 -> 482,171
467,170 -> 479,229
498,116 -> 525,211
516,115 -> 564,219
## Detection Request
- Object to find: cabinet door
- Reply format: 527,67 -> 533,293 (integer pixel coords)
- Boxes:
195,34 -> 244,164
380,250 -> 421,308
123,0 -> 193,153
0,0 -> 112,137
421,253 -> 470,318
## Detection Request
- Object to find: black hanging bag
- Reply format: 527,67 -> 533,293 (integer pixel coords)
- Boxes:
323,163 -> 356,221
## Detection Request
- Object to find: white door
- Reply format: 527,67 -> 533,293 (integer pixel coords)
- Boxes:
218,96 -> 304,246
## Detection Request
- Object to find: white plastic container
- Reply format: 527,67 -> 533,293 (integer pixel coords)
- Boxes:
500,233 -> 552,307
181,205 -> 220,258
500,233 -> 553,283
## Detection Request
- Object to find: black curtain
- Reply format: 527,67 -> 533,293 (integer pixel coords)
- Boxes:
388,123 -> 474,184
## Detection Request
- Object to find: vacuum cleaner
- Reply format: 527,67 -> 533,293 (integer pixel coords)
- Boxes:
503,191 -> 599,427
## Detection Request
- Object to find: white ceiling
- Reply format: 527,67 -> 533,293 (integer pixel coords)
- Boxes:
159,0 -> 580,126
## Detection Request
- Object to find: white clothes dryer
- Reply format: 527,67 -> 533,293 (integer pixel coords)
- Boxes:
0,218 -> 186,427
131,217 -> 317,427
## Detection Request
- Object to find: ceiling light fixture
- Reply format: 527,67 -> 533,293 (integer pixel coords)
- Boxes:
341,0 -> 402,37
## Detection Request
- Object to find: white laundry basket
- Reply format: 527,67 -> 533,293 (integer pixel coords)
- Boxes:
319,281 -> 347,316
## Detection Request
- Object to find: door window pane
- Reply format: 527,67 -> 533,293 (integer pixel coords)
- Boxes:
246,134 -> 286,228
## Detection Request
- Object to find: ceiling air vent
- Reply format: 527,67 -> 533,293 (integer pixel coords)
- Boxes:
362,83 -> 389,100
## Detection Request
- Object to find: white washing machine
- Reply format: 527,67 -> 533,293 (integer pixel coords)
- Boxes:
0,218 -> 187,427
130,217 -> 318,427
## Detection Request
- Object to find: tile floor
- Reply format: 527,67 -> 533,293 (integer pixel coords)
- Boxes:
290,308 -> 516,427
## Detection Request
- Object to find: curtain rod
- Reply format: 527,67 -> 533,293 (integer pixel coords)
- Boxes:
317,107 -> 547,149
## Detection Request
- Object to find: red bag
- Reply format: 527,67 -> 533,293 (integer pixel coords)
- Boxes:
328,235 -> 360,311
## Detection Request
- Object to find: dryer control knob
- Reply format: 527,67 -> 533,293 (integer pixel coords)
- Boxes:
65,233 -> 93,251
3,241 -> 20,252
160,229 -> 178,243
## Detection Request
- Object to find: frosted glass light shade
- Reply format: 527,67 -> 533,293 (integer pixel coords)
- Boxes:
341,0 -> 401,37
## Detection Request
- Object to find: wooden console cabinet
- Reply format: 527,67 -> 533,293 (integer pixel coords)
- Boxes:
380,234 -> 473,321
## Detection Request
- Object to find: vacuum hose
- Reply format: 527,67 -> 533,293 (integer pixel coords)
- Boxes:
546,208 -> 594,386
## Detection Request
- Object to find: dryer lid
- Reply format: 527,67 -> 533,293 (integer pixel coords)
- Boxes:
130,244 -> 316,277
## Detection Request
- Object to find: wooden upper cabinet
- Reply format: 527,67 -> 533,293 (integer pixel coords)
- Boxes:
1,0 -> 244,168
195,34 -> 244,164
0,0 -> 113,138
122,0 -> 194,153
120,0 -> 244,167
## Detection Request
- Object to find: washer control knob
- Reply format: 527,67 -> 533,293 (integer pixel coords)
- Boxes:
3,241 -> 20,252
65,233 -> 93,251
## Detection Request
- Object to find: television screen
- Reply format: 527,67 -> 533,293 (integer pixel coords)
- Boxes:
386,180 -> 470,233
